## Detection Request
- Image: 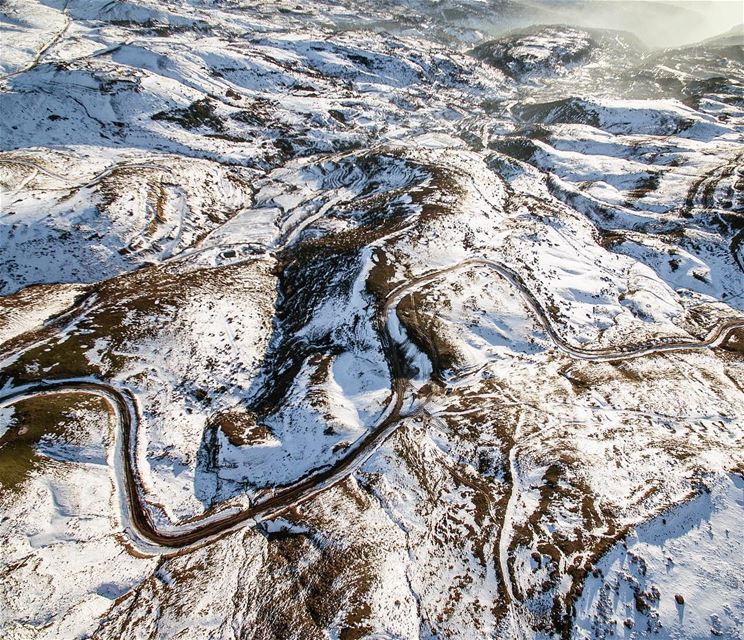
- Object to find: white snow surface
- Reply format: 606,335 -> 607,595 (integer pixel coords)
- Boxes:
0,0 -> 743,638
574,474 -> 744,639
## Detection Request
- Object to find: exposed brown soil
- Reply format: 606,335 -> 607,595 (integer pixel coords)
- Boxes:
209,409 -> 273,447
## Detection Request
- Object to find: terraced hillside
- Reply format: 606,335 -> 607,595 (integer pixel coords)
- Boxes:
1,1 -> 743,639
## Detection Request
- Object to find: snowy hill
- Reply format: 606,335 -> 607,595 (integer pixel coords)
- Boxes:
1,2 -> 743,639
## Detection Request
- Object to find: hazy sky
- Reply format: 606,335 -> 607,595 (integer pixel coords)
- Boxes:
512,1 -> 743,48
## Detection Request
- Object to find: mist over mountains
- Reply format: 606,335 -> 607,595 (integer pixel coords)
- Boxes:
1,1 -> 743,639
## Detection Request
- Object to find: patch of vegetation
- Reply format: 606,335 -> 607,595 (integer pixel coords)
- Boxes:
209,409 -> 273,447
111,18 -> 210,37
150,21 -> 210,37
488,137 -> 540,162
231,110 -> 264,126
0,393 -> 109,492
328,109 -> 347,124
626,173 -> 661,202
722,327 -> 744,354
515,98 -> 600,128
681,76 -> 731,109
205,132 -> 249,143
152,98 -> 225,132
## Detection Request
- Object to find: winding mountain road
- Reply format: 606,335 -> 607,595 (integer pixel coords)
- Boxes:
1,257 -> 742,552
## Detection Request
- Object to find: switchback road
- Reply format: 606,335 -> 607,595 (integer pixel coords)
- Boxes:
1,258 -> 742,552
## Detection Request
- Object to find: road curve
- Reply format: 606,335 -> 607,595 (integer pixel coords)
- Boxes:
1,258 -> 742,551
396,259 -> 744,361
0,378 -> 411,551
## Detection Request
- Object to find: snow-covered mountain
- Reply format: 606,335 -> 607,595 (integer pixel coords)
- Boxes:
1,1 -> 743,639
